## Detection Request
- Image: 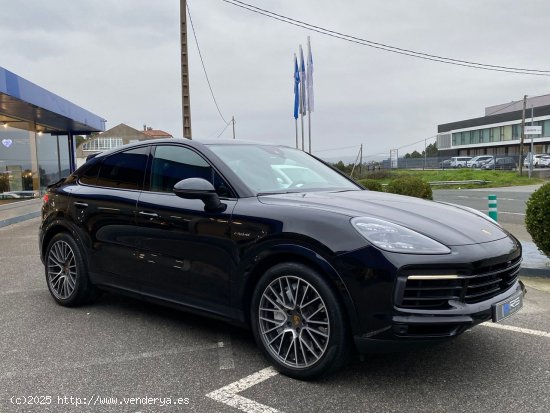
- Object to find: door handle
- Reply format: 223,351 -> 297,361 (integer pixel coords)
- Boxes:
139,211 -> 159,218
74,202 -> 88,209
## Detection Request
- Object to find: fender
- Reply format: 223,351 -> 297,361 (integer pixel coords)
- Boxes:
234,239 -> 361,335
40,216 -> 93,264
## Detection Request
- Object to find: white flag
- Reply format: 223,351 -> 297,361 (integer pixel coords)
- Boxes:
299,45 -> 307,116
306,36 -> 314,112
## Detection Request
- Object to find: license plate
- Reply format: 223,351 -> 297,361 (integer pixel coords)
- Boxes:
492,291 -> 523,323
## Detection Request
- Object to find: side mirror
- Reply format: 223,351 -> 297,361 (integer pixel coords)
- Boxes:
173,178 -> 226,212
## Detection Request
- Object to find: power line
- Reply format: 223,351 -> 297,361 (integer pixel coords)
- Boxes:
314,135 -> 438,159
187,3 -> 229,124
313,144 -> 360,153
221,0 -> 550,76
213,121 -> 231,138
486,100 -> 521,116
397,136 -> 437,151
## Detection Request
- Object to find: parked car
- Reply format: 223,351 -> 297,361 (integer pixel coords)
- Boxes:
449,156 -> 472,168
467,155 -> 494,168
523,154 -> 549,168
539,155 -> 550,168
0,193 -> 21,200
482,157 -> 517,170
39,139 -> 525,379
439,159 -> 452,169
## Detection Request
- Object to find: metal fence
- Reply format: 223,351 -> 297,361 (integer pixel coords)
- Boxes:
377,155 -> 523,170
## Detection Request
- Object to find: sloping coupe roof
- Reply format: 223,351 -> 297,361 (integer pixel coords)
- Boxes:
0,66 -> 105,134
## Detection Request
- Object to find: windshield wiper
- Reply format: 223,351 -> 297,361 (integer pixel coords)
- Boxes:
257,190 -> 302,196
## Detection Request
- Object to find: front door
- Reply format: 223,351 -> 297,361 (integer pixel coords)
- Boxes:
135,144 -> 237,316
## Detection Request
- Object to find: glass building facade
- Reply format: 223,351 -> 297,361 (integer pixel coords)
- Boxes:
0,67 -> 104,203
0,121 -> 71,196
438,98 -> 550,158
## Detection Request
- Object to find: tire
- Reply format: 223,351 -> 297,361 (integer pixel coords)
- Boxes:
250,263 -> 351,380
45,232 -> 99,307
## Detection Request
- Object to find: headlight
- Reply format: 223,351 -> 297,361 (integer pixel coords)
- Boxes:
351,217 -> 451,254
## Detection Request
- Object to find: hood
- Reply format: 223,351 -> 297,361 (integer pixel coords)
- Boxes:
258,190 -> 510,246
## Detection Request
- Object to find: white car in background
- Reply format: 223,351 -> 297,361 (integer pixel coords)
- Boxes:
523,154 -> 549,168
538,155 -> 550,168
450,156 -> 472,168
467,155 -> 494,168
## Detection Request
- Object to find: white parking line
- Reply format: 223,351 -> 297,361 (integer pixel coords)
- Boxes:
479,209 -> 525,216
482,322 -> 550,338
206,366 -> 281,413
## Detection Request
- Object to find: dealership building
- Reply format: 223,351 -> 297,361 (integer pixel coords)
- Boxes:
437,94 -> 550,159
0,66 -> 104,199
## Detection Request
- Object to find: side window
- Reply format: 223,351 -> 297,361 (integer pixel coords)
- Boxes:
79,161 -> 101,186
96,147 -> 148,190
151,145 -> 231,197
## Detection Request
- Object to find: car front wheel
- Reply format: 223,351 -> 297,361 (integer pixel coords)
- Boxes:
251,263 -> 350,380
45,233 -> 98,307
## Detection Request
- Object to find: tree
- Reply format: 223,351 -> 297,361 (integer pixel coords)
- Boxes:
333,161 -> 353,175
404,150 -> 422,158
74,135 -> 87,148
425,142 -> 438,157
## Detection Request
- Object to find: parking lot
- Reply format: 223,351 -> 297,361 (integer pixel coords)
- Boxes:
1,217 -> 549,412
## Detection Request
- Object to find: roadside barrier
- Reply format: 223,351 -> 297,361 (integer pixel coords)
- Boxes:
488,194 -> 498,221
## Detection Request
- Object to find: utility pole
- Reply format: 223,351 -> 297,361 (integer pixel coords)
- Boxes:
519,95 -> 527,175
424,138 -> 427,170
180,0 -> 192,139
529,105 -> 534,178
359,144 -> 363,176
232,116 -> 236,139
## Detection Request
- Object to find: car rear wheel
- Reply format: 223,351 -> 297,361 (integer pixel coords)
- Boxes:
251,263 -> 350,380
45,233 -> 98,306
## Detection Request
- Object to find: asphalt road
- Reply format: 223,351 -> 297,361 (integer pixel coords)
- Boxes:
1,218 -> 549,413
432,185 -> 541,226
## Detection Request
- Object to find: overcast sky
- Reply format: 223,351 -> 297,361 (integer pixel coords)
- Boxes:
2,0 -> 550,161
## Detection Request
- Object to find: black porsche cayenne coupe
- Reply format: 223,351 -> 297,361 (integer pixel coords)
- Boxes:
39,139 -> 525,379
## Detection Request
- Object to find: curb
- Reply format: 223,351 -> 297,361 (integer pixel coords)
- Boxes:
0,211 -> 41,228
520,267 -> 550,278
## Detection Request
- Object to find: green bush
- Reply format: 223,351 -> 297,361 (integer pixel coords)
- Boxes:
364,170 -> 393,180
525,183 -> 550,256
359,179 -> 383,192
386,176 -> 433,200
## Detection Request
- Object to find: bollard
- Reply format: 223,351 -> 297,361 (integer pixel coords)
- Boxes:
488,194 -> 498,221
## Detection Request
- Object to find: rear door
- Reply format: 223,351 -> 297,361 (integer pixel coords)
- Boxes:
69,146 -> 150,291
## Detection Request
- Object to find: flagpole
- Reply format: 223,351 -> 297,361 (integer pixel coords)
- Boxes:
299,45 -> 306,151
300,112 -> 305,151
295,119 -> 298,149
308,111 -> 311,153
306,36 -> 314,154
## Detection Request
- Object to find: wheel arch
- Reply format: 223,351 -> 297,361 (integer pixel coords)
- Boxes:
40,220 -> 90,263
239,244 -> 360,335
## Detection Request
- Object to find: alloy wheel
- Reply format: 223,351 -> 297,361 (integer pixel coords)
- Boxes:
47,240 -> 77,300
258,276 -> 330,369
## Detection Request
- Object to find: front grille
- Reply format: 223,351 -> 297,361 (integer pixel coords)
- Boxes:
399,257 -> 521,309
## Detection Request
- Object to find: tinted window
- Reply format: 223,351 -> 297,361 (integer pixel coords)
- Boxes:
150,145 -> 231,196
96,147 -> 148,190
79,161 -> 101,185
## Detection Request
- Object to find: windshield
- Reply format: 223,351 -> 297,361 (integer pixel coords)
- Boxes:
207,144 -> 360,194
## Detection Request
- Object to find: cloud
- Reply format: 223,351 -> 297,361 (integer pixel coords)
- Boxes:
2,0 -> 549,159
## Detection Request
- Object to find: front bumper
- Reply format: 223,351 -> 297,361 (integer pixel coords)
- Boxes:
333,235 -> 523,353
353,280 -> 525,353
